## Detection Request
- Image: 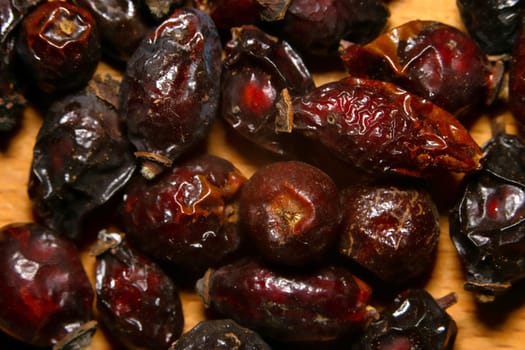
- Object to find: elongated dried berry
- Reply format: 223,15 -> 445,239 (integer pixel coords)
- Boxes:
119,7 -> 222,179
0,223 -> 94,347
121,154 -> 246,275
339,20 -> 503,115
457,0 -> 522,55
239,161 -> 340,266
221,25 -> 314,155
170,319 -> 272,350
28,75 -> 136,241
449,132 -> 525,302
338,184 -> 440,284
197,259 -> 372,342
16,1 -> 100,94
276,76 -> 483,177
355,289 -> 457,350
93,231 -> 184,350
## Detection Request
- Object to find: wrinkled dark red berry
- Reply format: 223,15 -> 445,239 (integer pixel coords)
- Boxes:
509,13 -> 525,126
276,76 -> 483,177
16,1 -> 101,94
28,75 -> 136,241
339,20 -> 504,115
121,154 -> 246,275
221,25 -> 314,156
0,223 -> 94,347
170,319 -> 272,350
450,132 -> 525,302
239,161 -> 340,266
74,0 -> 151,62
197,259 -> 372,342
277,0 -> 389,57
338,184 -> 440,284
457,0 -> 522,55
1,36 -> 26,133
119,7 -> 222,179
355,289 -> 457,350
93,231 -> 184,350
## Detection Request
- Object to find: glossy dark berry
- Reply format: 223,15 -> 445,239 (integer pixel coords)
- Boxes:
338,184 -> 440,284
197,259 -> 372,342
28,75 -> 136,241
170,319 -> 272,350
121,154 -> 246,276
0,223 -> 94,347
449,132 -> 525,302
119,7 -> 222,179
16,1 -> 101,94
94,231 -> 184,350
239,161 -> 341,266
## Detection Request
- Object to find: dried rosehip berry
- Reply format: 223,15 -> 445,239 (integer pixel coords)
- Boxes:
509,13 -> 525,126
338,184 -> 440,284
239,161 -> 341,266
93,231 -> 184,350
121,154 -> 246,276
74,0 -> 151,62
16,1 -> 101,95
1,36 -> 26,133
119,7 -> 222,179
355,289 -> 457,350
221,25 -> 314,156
170,319 -> 272,350
197,259 -> 372,342
28,75 -> 136,241
450,132 -> 525,301
277,0 -> 389,57
276,76 -> 483,177
339,20 -> 504,115
0,223 -> 94,347
457,0 -> 522,55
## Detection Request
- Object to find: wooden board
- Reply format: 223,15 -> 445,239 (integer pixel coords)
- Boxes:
1,0 -> 524,348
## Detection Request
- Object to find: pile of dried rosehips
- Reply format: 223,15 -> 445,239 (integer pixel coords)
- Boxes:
2,0 -> 525,349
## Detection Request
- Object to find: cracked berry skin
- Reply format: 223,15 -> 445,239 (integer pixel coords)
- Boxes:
339,20 -> 503,115
16,1 -> 100,95
457,0 -> 522,55
170,319 -> 272,350
449,133 -> 525,301
338,184 -> 440,284
197,259 -> 372,342
0,223 -> 94,347
221,25 -> 314,156
355,289 -> 457,350
121,154 -> 246,276
95,232 -> 184,350
239,161 -> 341,266
119,7 -> 222,178
28,77 -> 136,241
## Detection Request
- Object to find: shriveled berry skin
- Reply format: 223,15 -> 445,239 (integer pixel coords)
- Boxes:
239,161 -> 341,266
221,25 -> 314,156
95,232 -> 184,350
0,223 -> 94,347
170,319 -> 272,350
339,20 -> 503,115
457,0 -> 522,55
277,76 -> 483,177
28,76 -> 136,241
449,133 -> 525,301
197,259 -> 372,342
16,1 -> 100,94
338,185 -> 440,284
355,289 -> 457,350
74,0 -> 151,62
278,0 -> 389,57
119,7 -> 222,178
121,154 -> 246,275
509,14 -> 525,126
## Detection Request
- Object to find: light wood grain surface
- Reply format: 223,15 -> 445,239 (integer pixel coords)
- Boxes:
1,0 -> 524,349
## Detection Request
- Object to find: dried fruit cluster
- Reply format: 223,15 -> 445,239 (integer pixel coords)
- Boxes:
2,1 -> 525,349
